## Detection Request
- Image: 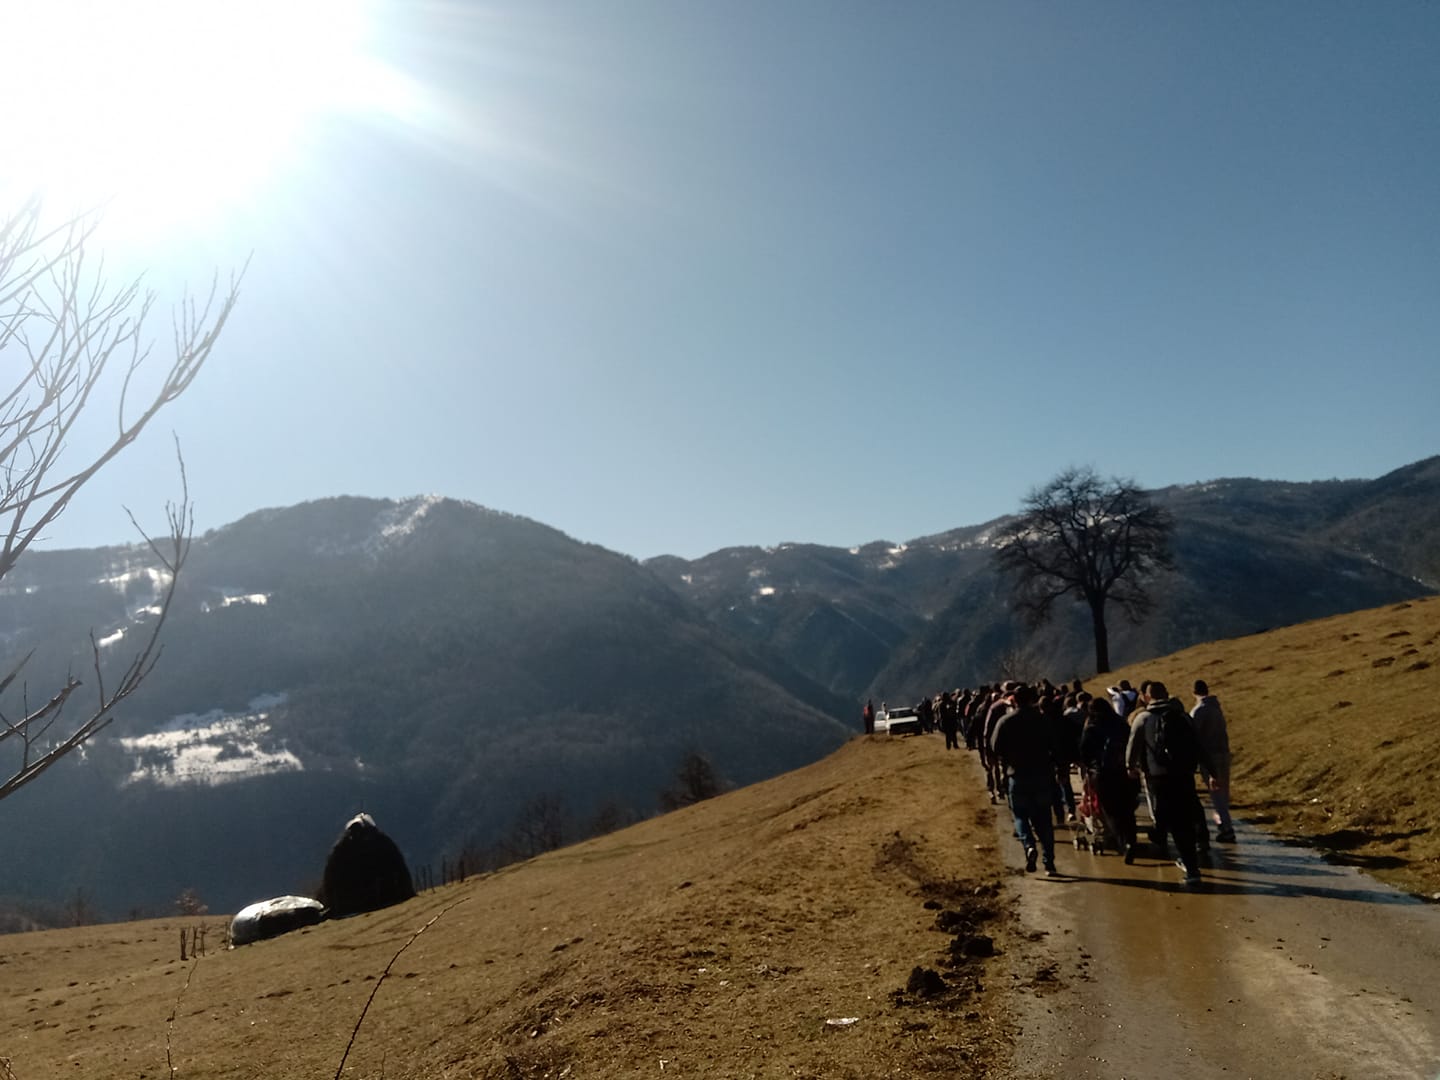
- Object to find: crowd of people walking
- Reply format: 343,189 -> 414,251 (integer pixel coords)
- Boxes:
866,675 -> 1233,887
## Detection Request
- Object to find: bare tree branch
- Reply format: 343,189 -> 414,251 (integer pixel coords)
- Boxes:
0,199 -> 237,804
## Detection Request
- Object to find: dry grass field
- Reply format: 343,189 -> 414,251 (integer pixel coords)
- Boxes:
2,596 -> 1438,1078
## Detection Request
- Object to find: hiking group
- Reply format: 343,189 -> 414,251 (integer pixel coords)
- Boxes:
867,677 -> 1234,887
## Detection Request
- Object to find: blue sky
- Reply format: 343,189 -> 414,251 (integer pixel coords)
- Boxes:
28,1 -> 1440,559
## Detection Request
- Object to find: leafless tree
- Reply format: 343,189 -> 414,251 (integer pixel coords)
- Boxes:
993,466 -> 1174,675
994,644 -> 1040,685
0,198 -> 241,802
586,798 -> 637,838
658,751 -> 727,811
502,792 -> 570,860
65,884 -> 97,927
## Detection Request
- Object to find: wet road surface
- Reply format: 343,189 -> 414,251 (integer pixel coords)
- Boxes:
996,797 -> 1440,1079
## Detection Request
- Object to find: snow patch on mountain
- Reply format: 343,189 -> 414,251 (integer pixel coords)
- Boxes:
120,692 -> 299,787
377,494 -> 445,544
200,590 -> 270,613
101,564 -> 169,594
876,543 -> 909,571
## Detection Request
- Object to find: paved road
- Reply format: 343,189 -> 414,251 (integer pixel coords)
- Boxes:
993,791 -> 1440,1079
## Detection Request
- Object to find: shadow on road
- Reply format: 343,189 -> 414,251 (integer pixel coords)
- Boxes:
1046,842 -> 1425,905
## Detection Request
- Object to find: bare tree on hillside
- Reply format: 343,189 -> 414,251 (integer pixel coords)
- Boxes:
0,198 -> 241,802
993,467 -> 1174,674
658,751 -> 727,811
65,885 -> 98,927
587,798 -> 637,838
502,793 -> 571,860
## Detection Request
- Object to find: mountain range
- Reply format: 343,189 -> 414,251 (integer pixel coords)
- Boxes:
1,455 -> 1436,918
653,456 -> 1440,697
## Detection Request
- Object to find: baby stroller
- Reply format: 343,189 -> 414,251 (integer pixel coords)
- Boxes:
1073,768 -> 1113,855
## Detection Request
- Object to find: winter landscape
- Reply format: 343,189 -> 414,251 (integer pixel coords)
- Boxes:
4,2 -> 1440,1077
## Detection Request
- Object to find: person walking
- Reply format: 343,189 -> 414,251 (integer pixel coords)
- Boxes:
1047,689 -> 1079,824
1191,680 -> 1235,843
938,690 -> 960,750
917,694 -> 935,734
1126,680 -> 1212,886
862,698 -> 876,735
991,684 -> 1060,877
1108,679 -> 1139,719
1079,695 -> 1140,861
960,688 -> 980,750
980,687 -> 1011,803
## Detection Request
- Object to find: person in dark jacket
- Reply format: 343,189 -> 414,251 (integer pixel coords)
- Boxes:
1079,696 -> 1140,860
1046,689 -> 1078,824
961,688 -> 982,750
991,684 -> 1060,876
980,687 -> 1011,803
938,690 -> 960,750
1126,681 -> 1214,886
916,694 -> 935,734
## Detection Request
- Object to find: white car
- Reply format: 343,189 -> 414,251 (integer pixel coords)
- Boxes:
880,705 -> 923,736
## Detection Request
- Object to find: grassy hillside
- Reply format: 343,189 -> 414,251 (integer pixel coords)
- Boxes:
1102,594 -> 1440,897
0,739 -> 1024,1079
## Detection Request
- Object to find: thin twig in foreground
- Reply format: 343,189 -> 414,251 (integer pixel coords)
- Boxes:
166,954 -> 202,1078
333,896 -> 473,1080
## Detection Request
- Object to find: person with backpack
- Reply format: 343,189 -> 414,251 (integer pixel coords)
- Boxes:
991,683 -> 1061,877
1125,680 -> 1214,886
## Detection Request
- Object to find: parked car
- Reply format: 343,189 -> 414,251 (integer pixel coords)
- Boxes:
880,705 -> 923,736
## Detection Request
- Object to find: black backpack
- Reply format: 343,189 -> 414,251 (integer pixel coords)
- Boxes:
1151,704 -> 1198,774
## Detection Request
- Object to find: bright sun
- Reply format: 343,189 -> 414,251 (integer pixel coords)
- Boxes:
0,0 -> 417,237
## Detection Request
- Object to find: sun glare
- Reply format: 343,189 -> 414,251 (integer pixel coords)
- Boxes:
0,0 -> 420,238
